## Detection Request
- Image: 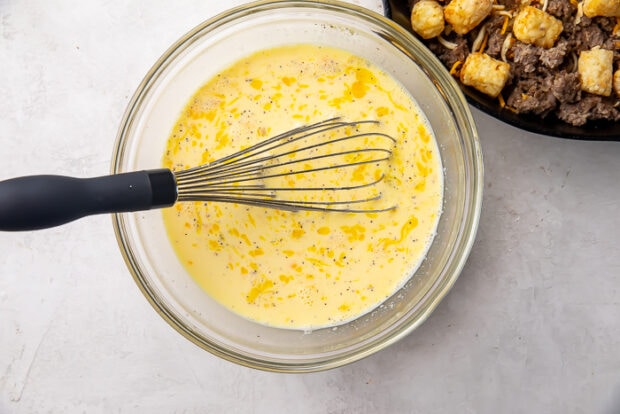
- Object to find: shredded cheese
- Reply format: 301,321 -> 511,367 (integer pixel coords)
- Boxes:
501,33 -> 513,62
575,1 -> 584,25
498,93 -> 506,108
479,32 -> 490,53
438,35 -> 458,50
501,15 -> 510,35
450,60 -> 463,75
472,26 -> 487,53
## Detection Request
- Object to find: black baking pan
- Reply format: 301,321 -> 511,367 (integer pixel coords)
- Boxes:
385,0 -> 620,141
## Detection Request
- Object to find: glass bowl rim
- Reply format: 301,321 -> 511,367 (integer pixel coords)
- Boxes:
110,0 -> 484,372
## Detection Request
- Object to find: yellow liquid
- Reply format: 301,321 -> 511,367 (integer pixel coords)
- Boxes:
162,44 -> 443,329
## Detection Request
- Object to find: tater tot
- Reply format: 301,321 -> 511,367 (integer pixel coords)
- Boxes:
460,52 -> 511,97
583,0 -> 620,17
444,0 -> 493,35
411,0 -> 445,39
512,6 -> 564,48
578,48 -> 614,96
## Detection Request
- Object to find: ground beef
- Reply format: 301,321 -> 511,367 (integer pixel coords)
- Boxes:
551,71 -> 581,103
597,17 -> 616,32
556,95 -> 620,126
501,0 -> 520,9
486,31 -> 505,58
507,77 -> 557,116
407,0 -> 620,127
574,21 -> 608,50
428,36 -> 469,69
540,39 -> 569,69
546,0 -> 576,21
590,98 -> 620,121
481,15 -> 507,58
557,97 -> 598,125
485,14 -> 506,31
512,43 -> 541,76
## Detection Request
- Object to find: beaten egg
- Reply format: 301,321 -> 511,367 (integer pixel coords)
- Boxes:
162,44 -> 443,329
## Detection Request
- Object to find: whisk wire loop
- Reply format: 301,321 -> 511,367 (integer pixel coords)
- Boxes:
174,118 -> 397,213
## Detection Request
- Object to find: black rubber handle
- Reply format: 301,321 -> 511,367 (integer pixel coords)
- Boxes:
0,169 -> 177,231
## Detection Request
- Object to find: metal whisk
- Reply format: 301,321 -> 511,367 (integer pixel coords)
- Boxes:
0,118 -> 396,231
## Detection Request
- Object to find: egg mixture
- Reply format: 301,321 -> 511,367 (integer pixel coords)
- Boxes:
162,44 -> 443,329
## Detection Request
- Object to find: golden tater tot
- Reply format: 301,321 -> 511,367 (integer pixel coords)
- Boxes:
411,0 -> 445,39
444,0 -> 493,35
578,47 -> 614,96
583,0 -> 620,17
460,52 -> 511,97
513,6 -> 563,48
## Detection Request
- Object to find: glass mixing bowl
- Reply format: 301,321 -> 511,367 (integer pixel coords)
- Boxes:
111,0 -> 483,372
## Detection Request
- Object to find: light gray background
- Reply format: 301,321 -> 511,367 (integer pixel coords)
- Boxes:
1,1 -> 619,413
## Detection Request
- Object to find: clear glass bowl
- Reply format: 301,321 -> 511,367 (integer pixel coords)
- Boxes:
111,0 -> 483,372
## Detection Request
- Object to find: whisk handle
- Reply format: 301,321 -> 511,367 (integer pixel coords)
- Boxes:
0,169 -> 177,231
